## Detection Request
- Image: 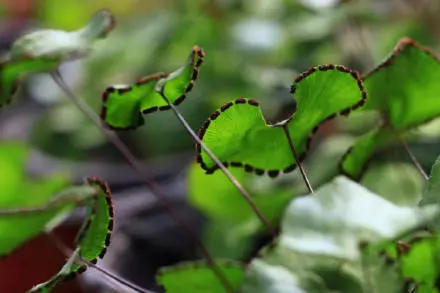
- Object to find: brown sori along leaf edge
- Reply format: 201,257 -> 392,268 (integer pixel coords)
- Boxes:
99,45 -> 205,130
338,37 -> 440,181
196,64 -> 367,177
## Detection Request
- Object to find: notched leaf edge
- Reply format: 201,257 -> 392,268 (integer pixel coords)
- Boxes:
338,37 -> 440,181
196,64 -> 367,177
99,45 -> 205,130
77,177 -> 114,263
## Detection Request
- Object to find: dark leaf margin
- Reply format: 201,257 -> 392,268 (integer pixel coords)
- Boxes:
363,37 -> 440,81
76,177 -> 114,263
99,45 -> 205,130
196,64 -> 367,177
364,37 -> 440,131
338,37 -> 440,181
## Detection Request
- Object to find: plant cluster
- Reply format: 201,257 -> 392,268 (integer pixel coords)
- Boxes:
2,8 -> 440,293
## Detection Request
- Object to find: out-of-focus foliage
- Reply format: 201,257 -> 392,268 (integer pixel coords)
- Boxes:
28,178 -> 114,292
157,260 -> 245,293
0,9 -> 114,106
0,141 -> 69,256
340,38 -> 440,180
163,176 -> 440,293
3,1 -> 440,293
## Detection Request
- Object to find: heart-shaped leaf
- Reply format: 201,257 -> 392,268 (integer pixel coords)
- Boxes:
156,259 -> 245,293
196,65 -> 367,176
241,176 -> 438,293
100,46 -> 205,130
27,178 -> 114,292
0,9 -> 115,106
340,37 -> 440,180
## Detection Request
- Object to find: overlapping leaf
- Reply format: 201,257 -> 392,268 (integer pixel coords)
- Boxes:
240,176 -> 439,293
0,142 -> 69,256
398,237 -> 440,293
0,9 -> 115,106
340,37 -> 440,180
361,163 -> 425,206
188,162 -> 293,258
196,65 -> 367,176
100,46 -> 205,129
420,155 -> 440,207
157,260 -> 245,293
28,178 -> 114,292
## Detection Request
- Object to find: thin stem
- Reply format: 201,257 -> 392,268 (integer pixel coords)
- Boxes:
159,92 -> 277,236
281,124 -> 314,193
0,188 -> 95,215
51,71 -> 235,293
396,133 -> 429,181
46,232 -> 156,293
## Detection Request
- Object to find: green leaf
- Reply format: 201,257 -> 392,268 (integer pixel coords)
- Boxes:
188,162 -> 293,258
197,65 -> 367,176
0,9 -> 115,106
421,155 -> 440,206
340,37 -> 440,180
0,59 -> 57,105
359,243 -> 403,293
340,125 -> 398,180
362,38 -> 440,130
10,10 -> 114,61
275,176 -> 436,261
241,176 -> 439,293
0,142 -> 69,256
361,163 -> 424,206
241,258 -> 330,293
157,260 -> 245,293
27,248 -> 86,293
188,163 -> 293,223
100,46 -> 205,130
75,178 -> 114,263
399,236 -> 440,292
27,178 -> 114,292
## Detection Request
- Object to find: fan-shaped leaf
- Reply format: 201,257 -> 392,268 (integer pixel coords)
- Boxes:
0,9 -> 115,106
197,65 -> 366,176
157,260 -> 245,293
241,176 -> 439,293
27,178 -> 114,292
340,38 -> 440,180
100,46 -> 205,129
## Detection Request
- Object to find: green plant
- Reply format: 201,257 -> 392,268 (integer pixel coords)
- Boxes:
3,5 -> 440,293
